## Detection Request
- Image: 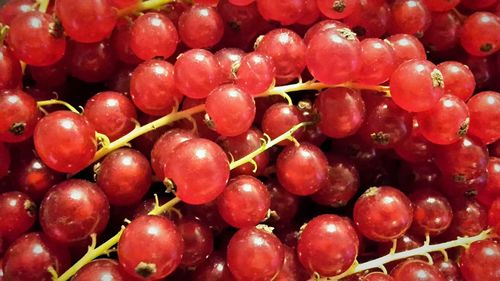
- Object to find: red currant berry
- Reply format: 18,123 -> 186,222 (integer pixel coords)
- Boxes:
298,214 -> 359,276
217,175 -> 270,228
34,111 -> 97,173
118,215 -> 183,280
164,138 -> 229,205
0,89 -> 40,143
354,186 -> 413,242
227,226 -> 284,280
40,179 -> 109,243
130,12 -> 178,60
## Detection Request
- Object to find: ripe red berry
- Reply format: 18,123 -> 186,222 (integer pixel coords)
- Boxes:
118,215 -> 183,280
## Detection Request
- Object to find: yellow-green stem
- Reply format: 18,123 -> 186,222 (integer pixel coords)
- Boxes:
229,122 -> 311,170
37,99 -> 80,114
37,0 -> 50,13
92,104 -> 205,163
118,0 -> 176,16
315,230 -> 492,281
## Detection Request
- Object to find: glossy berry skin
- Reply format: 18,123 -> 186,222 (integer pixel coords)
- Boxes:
97,148 -> 151,206
0,0 -> 33,25
421,11 -> 461,52
111,19 -> 142,65
0,46 -> 21,90
164,138 -> 229,205
130,59 -> 182,116
151,129 -> 196,179
174,49 -> 224,99
84,91 -> 137,141
261,103 -> 304,145
359,96 -> 413,149
130,12 -> 178,60
315,88 -> 365,138
275,245 -> 309,281
206,84 -> 256,137
0,191 -> 36,241
357,38 -> 395,85
297,214 -> 359,276
256,0 -> 304,25
118,215 -> 183,280
277,143 -> 328,196
460,12 -> 500,57
215,48 -> 245,83
235,52 -> 275,96
0,90 -> 39,143
217,175 -> 270,228
72,259 -> 133,281
2,232 -> 70,281
434,136 -> 488,181
459,240 -> 500,281
177,217 -> 213,267
391,260 -> 445,281
311,159 -> 360,207
40,179 -> 109,243
256,28 -> 306,84
416,94 -> 470,145
467,91 -> 500,144
11,154 -> 64,202
0,142 -> 9,178
409,189 -> 452,236
394,118 -> 433,163
34,111 -> 97,173
446,198 -> 488,238
354,186 -> 413,242
386,34 -> 426,67
437,61 -> 476,101
390,59 -> 444,112
343,0 -> 390,39
389,0 -> 431,37
178,5 -> 224,48
56,0 -> 117,43
192,251 -> 233,281
7,11 -> 66,66
218,128 -> 270,176
303,19 -> 348,45
316,0 -> 360,20
68,40 -> 117,83
227,227 -> 284,281
307,27 -> 361,85
489,198 -> 500,236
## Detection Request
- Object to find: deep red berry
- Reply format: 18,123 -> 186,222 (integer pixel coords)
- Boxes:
164,138 -> 230,205
118,215 -> 183,280
276,143 -> 328,196
34,111 -> 97,173
130,12 -> 178,60
297,214 -> 359,276
56,0 -> 117,43
84,91 -> 137,141
227,226 -> 284,281
7,11 -> 66,66
0,191 -> 36,241
217,175 -> 270,228
40,179 -> 109,243
354,186 -> 413,242
0,89 -> 39,143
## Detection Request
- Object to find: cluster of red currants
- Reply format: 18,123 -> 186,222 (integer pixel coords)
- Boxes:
0,0 -> 499,281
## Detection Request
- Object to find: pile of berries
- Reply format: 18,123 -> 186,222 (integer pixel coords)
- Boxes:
0,0 -> 499,280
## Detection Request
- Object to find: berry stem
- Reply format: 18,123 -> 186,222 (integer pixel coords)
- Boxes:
315,229 -> 492,280
37,0 -> 50,13
118,0 -> 176,16
229,121 -> 312,170
92,104 -> 205,163
37,99 -> 80,114
55,197 -> 181,281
